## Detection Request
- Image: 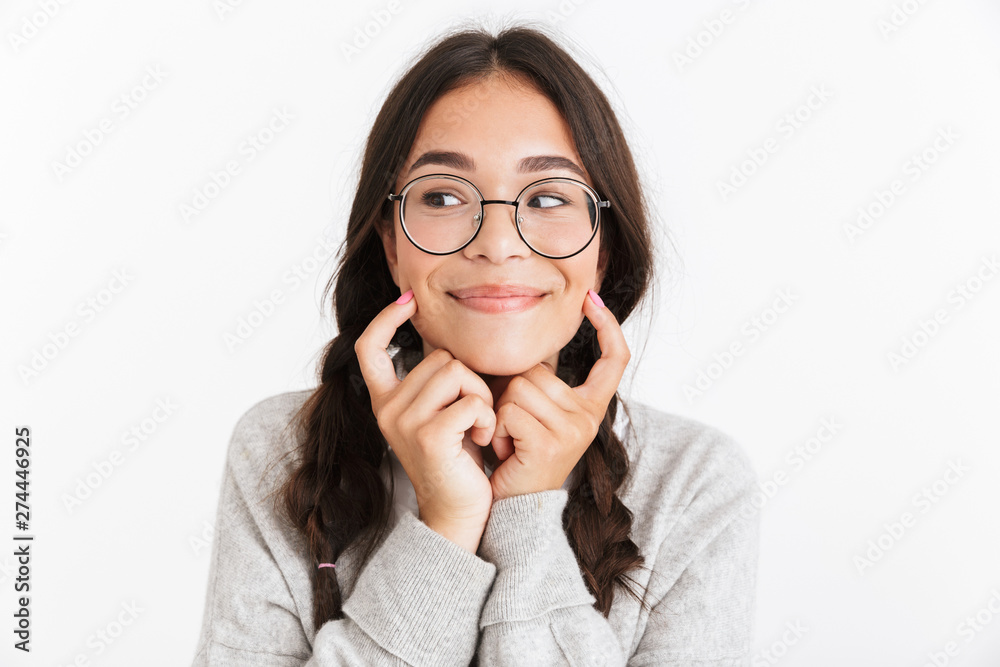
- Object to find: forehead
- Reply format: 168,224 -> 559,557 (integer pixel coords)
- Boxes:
405,75 -> 583,173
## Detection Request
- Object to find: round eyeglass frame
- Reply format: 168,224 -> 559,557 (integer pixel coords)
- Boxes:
387,173 -> 611,259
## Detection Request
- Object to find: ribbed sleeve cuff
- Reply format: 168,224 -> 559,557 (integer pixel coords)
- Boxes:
342,510 -> 497,666
478,489 -> 596,626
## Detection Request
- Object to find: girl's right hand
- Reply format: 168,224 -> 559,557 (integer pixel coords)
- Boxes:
354,289 -> 497,546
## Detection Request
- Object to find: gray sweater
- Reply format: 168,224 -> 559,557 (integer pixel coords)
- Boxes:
192,386 -> 759,666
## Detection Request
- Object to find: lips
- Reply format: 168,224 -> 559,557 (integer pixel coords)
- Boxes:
449,284 -> 547,299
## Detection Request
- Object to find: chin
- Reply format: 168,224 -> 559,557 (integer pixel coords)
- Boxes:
448,347 -> 546,377
477,363 -> 538,378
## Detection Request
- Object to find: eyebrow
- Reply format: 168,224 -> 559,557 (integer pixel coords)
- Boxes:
406,151 -> 587,180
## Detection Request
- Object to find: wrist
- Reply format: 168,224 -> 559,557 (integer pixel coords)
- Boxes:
420,515 -> 487,554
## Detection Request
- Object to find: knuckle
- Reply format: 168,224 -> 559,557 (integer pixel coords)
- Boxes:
413,422 -> 433,451
572,413 -> 594,443
588,414 -> 602,439
375,412 -> 389,437
431,348 -> 453,363
394,408 -> 414,436
509,375 -> 529,391
468,392 -> 490,413
375,404 -> 392,432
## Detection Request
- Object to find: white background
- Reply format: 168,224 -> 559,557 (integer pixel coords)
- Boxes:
3,0 -> 999,665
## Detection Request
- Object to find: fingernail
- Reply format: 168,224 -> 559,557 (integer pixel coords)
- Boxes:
588,289 -> 604,308
395,289 -> 414,305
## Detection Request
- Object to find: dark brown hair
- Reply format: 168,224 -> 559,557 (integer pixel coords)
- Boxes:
270,20 -> 658,626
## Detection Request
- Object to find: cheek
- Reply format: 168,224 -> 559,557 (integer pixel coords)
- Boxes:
553,263 -> 599,322
565,259 -> 600,294
393,248 -> 434,288
396,259 -> 451,324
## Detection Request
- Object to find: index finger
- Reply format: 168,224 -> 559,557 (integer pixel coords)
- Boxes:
354,289 -> 417,408
575,289 -> 630,407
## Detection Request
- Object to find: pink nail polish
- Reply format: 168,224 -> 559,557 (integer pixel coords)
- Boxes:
395,289 -> 414,305
588,289 -> 604,308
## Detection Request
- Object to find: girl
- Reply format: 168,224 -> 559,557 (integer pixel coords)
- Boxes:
194,21 -> 759,666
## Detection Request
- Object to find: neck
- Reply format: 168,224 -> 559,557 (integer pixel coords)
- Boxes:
480,373 -> 514,405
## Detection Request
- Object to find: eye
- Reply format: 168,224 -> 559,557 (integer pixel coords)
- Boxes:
420,191 -> 463,208
526,193 -> 568,209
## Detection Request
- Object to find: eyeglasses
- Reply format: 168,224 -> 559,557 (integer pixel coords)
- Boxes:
387,173 -> 610,259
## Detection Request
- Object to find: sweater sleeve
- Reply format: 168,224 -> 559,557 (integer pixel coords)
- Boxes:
473,476 -> 759,665
474,489 -> 628,666
192,450 -> 498,666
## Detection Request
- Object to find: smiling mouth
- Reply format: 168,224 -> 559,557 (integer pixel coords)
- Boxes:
448,293 -> 546,314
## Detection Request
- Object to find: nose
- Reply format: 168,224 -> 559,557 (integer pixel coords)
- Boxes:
464,202 -> 532,260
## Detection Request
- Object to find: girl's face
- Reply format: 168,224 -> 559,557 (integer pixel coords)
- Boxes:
380,74 -> 607,378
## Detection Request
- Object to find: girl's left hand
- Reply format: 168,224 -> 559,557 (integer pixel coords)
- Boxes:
488,289 -> 631,502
